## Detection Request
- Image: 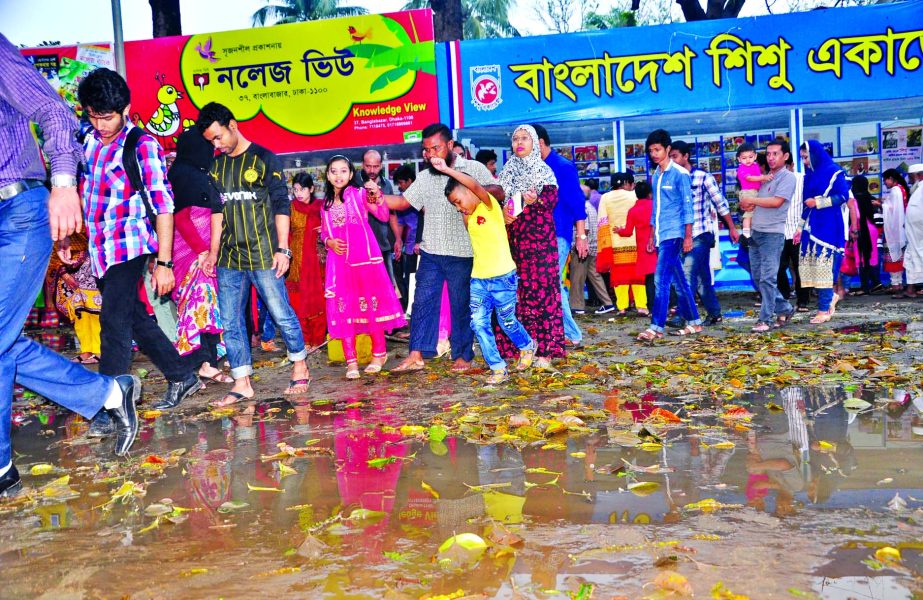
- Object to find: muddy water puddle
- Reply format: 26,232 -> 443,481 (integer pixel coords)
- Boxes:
3,383 -> 923,599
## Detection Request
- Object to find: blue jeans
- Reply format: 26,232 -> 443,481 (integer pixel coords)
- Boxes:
218,267 -> 307,379
682,232 -> 721,318
470,270 -> 534,371
409,251 -> 474,361
1,186 -> 113,470
651,238 -> 701,332
557,237 -> 582,343
749,231 -> 792,323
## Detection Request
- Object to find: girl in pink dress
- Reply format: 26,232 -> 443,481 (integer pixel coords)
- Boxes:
321,155 -> 406,379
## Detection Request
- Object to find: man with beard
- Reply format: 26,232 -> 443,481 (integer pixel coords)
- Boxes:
378,123 -> 503,373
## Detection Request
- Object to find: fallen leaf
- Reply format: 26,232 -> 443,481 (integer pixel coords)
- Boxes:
247,482 -> 282,493
627,481 -> 661,497
653,570 -> 692,595
30,463 -> 54,476
421,481 -> 440,499
217,501 -> 249,513
436,533 -> 487,571
875,546 -> 902,564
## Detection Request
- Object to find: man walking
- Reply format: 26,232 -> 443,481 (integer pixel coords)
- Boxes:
669,140 -> 739,326
0,35 -> 140,497
70,68 -> 201,429
197,102 -> 311,406
382,123 -> 503,372
532,124 -> 589,347
739,139 -> 797,332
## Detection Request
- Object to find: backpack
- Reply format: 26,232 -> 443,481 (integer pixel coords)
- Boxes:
122,127 -> 158,220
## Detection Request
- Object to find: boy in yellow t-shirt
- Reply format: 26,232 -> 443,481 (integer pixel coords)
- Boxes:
430,157 -> 534,385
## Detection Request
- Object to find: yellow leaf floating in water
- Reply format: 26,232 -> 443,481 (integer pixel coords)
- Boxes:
400,425 -> 427,436
817,440 -> 837,453
141,410 -> 163,419
247,482 -> 282,493
875,546 -> 902,563
181,568 -> 208,577
653,570 -> 692,595
421,481 -> 440,499
30,463 -> 54,476
570,451 -> 586,458
436,533 -> 487,571
278,463 -> 297,478
627,481 -> 661,496
712,581 -> 750,599
640,442 -> 663,451
710,441 -> 736,450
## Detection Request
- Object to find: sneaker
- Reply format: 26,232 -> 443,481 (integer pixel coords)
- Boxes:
486,368 -> 509,385
516,343 -> 536,371
704,314 -> 723,326
572,308 -> 586,315
594,304 -> 616,315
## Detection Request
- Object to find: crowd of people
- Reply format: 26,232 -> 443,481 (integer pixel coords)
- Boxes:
2,29 -> 922,498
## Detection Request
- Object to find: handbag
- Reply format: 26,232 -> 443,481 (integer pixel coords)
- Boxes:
841,240 -> 859,275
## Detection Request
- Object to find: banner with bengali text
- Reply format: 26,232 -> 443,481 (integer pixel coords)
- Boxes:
445,2 -> 923,128
125,9 -> 438,154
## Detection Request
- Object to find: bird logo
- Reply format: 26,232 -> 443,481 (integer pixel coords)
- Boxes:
348,25 -> 372,43
196,37 -> 218,62
137,73 -> 188,139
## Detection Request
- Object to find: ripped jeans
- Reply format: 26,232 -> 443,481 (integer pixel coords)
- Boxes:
470,270 -> 534,371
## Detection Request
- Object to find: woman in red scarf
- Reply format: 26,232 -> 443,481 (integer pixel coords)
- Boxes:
288,173 -> 327,347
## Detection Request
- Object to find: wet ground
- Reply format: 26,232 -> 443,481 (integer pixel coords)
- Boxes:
2,293 -> 922,599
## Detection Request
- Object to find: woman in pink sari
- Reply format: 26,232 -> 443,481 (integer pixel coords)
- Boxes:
321,155 -> 406,379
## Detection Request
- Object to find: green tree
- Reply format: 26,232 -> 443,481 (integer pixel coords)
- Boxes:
251,0 -> 369,27
402,0 -> 521,40
583,7 -> 637,29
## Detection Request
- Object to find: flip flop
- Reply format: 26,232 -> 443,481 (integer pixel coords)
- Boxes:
391,361 -> 425,373
209,391 -> 250,408
636,329 -> 663,342
284,378 -> 311,395
200,371 -> 234,384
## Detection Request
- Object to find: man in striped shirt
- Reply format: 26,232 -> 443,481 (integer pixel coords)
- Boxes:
66,69 -> 202,433
198,102 -> 310,407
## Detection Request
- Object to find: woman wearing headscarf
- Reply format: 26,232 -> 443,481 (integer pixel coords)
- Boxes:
169,128 -> 231,384
495,125 -> 564,368
847,176 -> 882,296
881,169 -> 909,297
796,140 -> 850,324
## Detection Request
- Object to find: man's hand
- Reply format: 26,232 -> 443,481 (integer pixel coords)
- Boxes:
739,198 -> 754,212
792,230 -> 802,245
202,251 -> 218,277
428,157 -> 449,173
364,180 -> 381,204
728,227 -> 741,245
152,265 -> 175,296
57,236 -> 74,264
683,236 -> 693,253
327,238 -> 347,255
48,186 -> 82,241
646,237 -> 655,254
272,252 -> 291,278
575,236 -> 589,259
393,238 -> 403,260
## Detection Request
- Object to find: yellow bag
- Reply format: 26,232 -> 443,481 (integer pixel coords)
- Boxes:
327,334 -> 372,363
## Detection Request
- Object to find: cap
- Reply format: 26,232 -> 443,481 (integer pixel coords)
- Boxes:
908,163 -> 923,174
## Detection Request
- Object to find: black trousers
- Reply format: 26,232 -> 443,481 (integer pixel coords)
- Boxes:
777,239 -> 810,307
96,254 -> 193,383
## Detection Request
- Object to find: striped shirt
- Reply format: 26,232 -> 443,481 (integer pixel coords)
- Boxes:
784,171 -> 804,240
82,124 -> 173,277
211,143 -> 290,271
690,168 -> 730,239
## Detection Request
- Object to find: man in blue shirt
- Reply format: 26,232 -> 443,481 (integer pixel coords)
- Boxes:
532,124 -> 589,347
637,129 -> 703,341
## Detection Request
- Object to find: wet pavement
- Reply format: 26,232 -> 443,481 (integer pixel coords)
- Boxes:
2,294 -> 923,599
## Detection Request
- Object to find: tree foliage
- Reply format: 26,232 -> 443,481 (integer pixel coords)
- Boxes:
149,0 -> 181,37
251,0 -> 369,27
403,0 -> 521,39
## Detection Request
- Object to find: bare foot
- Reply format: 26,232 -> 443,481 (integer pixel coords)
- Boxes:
391,351 -> 425,373
451,358 -> 472,373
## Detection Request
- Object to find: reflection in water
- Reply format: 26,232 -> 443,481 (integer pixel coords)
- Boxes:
3,383 -> 923,598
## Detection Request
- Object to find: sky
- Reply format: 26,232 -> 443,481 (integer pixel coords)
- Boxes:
1,0 -> 780,47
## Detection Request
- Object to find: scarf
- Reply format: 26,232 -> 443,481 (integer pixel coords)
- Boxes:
497,125 -> 557,198
803,139 -> 849,202
168,128 -> 218,212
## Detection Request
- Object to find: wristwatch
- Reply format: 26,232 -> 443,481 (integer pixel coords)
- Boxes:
155,259 -> 174,268
50,174 -> 78,188
275,247 -> 293,259
577,234 -> 588,240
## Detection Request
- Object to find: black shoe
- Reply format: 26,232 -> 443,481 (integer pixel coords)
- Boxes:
152,374 -> 203,410
595,304 -> 616,315
87,412 -> 115,437
0,465 -> 22,498
572,309 -> 586,315
704,314 -> 723,326
109,375 -> 141,457
665,316 -> 686,329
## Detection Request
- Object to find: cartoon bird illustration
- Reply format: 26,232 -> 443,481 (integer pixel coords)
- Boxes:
138,73 -> 184,139
348,25 -> 372,43
196,37 -> 218,62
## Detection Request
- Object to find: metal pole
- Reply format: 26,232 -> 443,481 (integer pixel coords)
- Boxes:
111,0 -> 126,77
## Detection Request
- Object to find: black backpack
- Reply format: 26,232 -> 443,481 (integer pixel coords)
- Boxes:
122,127 -> 158,220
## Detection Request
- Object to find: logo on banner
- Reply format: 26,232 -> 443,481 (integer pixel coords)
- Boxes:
470,65 -> 502,111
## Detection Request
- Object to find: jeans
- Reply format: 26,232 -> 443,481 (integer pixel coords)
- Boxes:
1,186 -> 113,469
409,251 -> 474,361
682,232 -> 721,318
778,239 -> 810,307
557,237 -> 582,342
470,270 -> 533,371
218,267 -> 307,379
97,254 -> 192,382
651,238 -> 701,333
749,231 -> 793,323
568,250 -> 612,310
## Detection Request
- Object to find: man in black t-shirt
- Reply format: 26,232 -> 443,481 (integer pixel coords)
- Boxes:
197,102 -> 310,406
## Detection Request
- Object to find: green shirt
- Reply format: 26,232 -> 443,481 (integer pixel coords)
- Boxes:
210,143 -> 290,271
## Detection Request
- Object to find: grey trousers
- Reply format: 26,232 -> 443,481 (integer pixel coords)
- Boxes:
568,251 -> 613,309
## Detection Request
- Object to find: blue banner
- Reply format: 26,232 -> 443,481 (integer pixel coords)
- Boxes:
443,1 -> 923,128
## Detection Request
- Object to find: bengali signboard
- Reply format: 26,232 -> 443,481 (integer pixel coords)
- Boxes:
125,9 -> 438,153
445,2 -> 923,128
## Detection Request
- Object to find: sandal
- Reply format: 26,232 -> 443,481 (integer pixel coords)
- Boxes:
209,391 -> 251,408
636,329 -> 663,342
810,311 -> 832,324
670,324 -> 702,336
284,378 -> 312,394
796,306 -> 810,313
72,354 -> 99,364
751,322 -> 771,333
345,362 -> 360,380
773,311 -> 794,328
200,370 -> 234,384
364,353 -> 388,374
391,359 -> 425,373
636,308 -> 650,317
